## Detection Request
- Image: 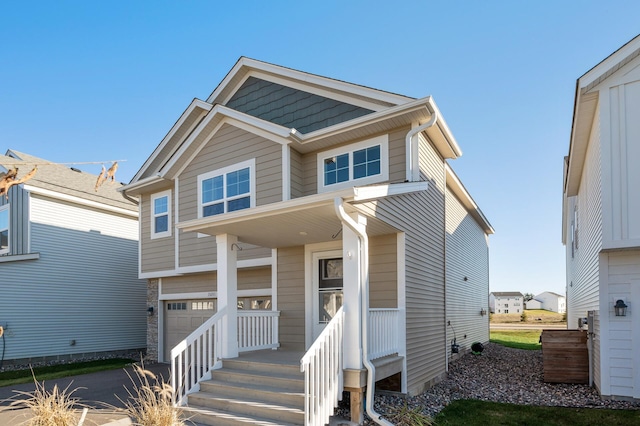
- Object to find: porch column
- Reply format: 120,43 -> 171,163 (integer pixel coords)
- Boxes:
342,214 -> 366,370
217,233 -> 238,359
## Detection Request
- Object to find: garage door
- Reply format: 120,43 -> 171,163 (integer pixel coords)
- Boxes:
163,300 -> 216,362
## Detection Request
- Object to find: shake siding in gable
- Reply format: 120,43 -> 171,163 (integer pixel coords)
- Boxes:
355,135 -> 446,395
141,190 -> 175,273
445,186 -> 490,352
1,194 -> 144,360
177,124 -> 282,267
567,113 -> 602,328
277,246 -> 306,351
0,185 -> 29,256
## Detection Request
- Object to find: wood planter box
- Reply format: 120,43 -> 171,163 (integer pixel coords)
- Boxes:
541,330 -> 588,384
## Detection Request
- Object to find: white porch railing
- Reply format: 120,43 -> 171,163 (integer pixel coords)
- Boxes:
300,307 -> 344,426
171,308 -> 281,405
171,306 -> 226,405
237,310 -> 280,352
368,308 -> 400,360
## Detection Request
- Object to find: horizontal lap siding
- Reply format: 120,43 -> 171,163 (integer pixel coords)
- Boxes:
177,124 -> 281,267
277,246 -> 305,351
290,147 -> 303,199
141,189 -> 175,273
370,234 -> 398,309
161,267 -> 271,295
445,187 -> 490,352
0,195 -> 145,360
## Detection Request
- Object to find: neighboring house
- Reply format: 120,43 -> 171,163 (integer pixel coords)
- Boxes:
563,34 -> 640,400
123,57 -> 494,425
489,292 -> 523,314
524,299 -> 542,310
531,291 -> 566,314
0,150 -> 145,365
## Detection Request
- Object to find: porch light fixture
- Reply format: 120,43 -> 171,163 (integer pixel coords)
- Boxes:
147,306 -> 154,316
480,308 -> 487,316
614,299 -> 627,317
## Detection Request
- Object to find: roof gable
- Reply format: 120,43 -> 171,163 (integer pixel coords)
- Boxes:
226,76 -> 374,134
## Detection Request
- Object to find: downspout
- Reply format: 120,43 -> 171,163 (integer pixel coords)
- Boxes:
405,107 -> 438,182
334,198 -> 393,426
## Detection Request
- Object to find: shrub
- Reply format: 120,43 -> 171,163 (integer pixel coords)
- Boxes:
521,311 -> 528,322
385,401 -> 434,425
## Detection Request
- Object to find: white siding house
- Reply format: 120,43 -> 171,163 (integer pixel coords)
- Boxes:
489,292 -> 523,314
0,150 -> 145,365
533,291 -> 566,314
563,34 -> 640,399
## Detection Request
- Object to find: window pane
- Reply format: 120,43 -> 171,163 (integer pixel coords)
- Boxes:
155,215 -> 168,233
337,167 -> 349,183
367,145 -> 380,161
353,164 -> 366,179
336,153 -> 349,169
352,145 -> 381,179
228,196 -> 250,212
367,160 -> 380,176
0,230 -> 7,251
154,196 -> 167,214
202,176 -> 223,203
325,170 -> 336,185
203,203 -> 224,217
227,168 -> 250,197
353,149 -> 366,165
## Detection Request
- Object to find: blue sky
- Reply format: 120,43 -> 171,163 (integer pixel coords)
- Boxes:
1,1 -> 639,296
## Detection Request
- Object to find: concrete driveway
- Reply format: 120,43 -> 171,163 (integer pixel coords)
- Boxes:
0,362 -> 202,425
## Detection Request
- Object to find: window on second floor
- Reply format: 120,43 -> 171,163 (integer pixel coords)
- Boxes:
151,190 -> 171,239
317,135 -> 389,192
198,159 -> 256,218
0,205 -> 8,254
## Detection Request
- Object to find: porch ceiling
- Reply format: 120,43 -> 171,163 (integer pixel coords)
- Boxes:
177,192 -> 399,248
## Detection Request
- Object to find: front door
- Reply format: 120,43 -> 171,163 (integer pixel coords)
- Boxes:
312,250 -> 344,340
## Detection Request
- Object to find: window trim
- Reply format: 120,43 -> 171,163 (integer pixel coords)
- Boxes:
151,190 -> 172,239
317,134 -> 389,193
0,204 -> 9,255
197,159 -> 256,219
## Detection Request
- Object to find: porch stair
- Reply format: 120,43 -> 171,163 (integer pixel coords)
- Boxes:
180,357 -> 305,426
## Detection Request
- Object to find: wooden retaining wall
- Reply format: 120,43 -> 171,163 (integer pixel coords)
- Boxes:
541,330 -> 588,384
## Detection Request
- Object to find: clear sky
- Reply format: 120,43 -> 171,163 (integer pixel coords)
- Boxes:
1,1 -> 638,296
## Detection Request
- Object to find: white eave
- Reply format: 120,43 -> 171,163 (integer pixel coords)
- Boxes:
445,164 -> 494,235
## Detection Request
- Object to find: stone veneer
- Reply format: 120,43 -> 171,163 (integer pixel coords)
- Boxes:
146,278 -> 159,362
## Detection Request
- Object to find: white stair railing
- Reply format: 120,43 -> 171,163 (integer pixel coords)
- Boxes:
300,307 -> 344,426
237,310 -> 280,352
368,308 -> 400,360
170,306 -> 226,405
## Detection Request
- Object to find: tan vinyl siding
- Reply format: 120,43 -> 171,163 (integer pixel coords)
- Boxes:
175,123 -> 281,267
445,187 -> 490,353
355,134 -> 446,395
277,246 -> 305,351
141,189 -> 175,273
161,267 -> 271,295
567,113 -> 602,328
301,151 -> 317,196
290,147 -> 304,199
369,234 -> 398,308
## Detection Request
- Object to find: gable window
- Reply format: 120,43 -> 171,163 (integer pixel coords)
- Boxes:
198,159 -> 255,218
151,190 -> 171,239
317,134 -> 389,192
0,205 -> 8,254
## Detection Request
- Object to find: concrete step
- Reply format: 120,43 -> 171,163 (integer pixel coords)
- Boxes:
199,379 -> 304,406
187,391 -> 304,425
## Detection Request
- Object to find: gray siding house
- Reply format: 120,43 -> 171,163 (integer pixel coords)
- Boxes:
0,150 -> 145,365
123,58 -> 494,425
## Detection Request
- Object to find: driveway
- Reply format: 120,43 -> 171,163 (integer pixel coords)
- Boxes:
0,362 -> 203,425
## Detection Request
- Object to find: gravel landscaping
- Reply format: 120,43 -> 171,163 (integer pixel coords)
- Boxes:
340,343 -> 640,424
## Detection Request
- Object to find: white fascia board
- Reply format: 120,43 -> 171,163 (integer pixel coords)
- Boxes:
445,164 -> 494,234
208,57 -> 412,107
23,185 -> 138,218
579,35 -> 640,89
160,105 -> 292,179
131,99 -> 212,183
119,174 -> 165,195
353,181 -> 428,202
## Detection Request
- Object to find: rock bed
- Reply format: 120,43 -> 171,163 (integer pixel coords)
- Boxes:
338,343 -> 640,423
0,351 -> 145,373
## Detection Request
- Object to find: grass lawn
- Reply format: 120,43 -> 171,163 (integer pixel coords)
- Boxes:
491,309 -> 566,324
434,399 -> 640,425
0,358 -> 136,387
490,330 -> 542,350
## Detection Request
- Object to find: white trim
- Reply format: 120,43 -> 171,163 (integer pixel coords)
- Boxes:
397,232 -> 407,394
353,181 -> 428,202
158,278 -> 164,362
282,144 -> 290,201
0,252 -> 40,263
0,204 -> 9,255
197,158 -> 256,219
138,256 -> 273,279
174,178 -> 180,270
271,249 -> 278,311
316,134 -> 389,193
159,288 -> 272,301
23,185 -> 138,218
150,190 -> 172,239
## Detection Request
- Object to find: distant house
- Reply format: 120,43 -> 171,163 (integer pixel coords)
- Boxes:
0,150 -> 146,365
489,292 -> 523,314
530,291 -> 566,314
524,299 -> 542,310
563,34 -> 640,400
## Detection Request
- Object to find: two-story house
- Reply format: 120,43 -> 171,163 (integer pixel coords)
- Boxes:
123,58 -> 494,425
531,291 -> 566,314
0,150 -> 145,365
563,34 -> 640,400
489,292 -> 523,314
